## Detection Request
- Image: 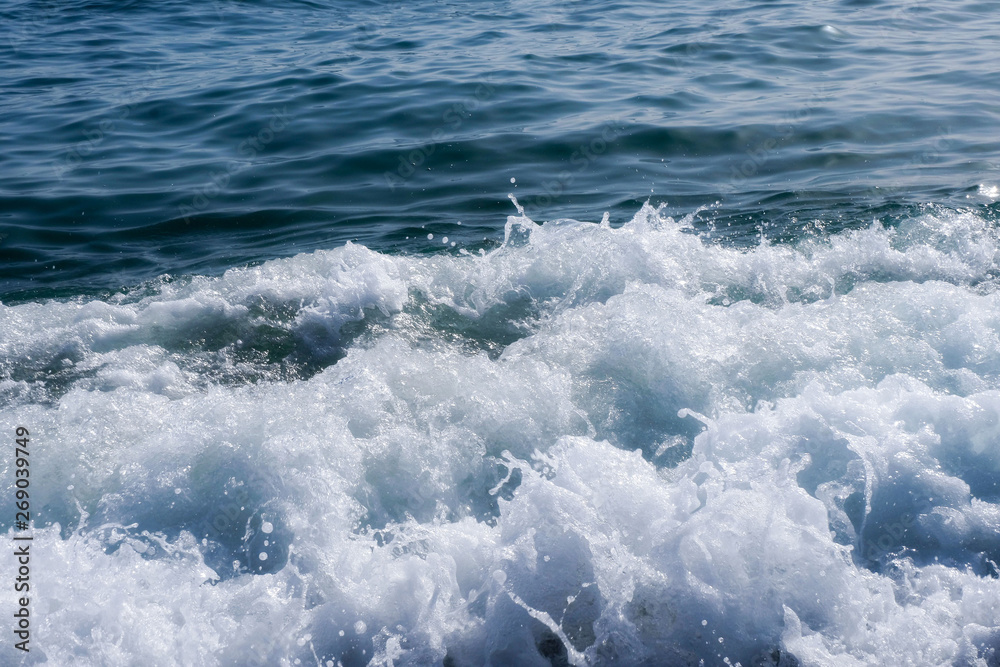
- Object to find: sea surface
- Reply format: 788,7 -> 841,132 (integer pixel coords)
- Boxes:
2,0 -> 1000,664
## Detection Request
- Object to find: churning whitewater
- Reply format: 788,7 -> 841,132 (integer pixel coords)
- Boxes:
3,202 -> 1000,665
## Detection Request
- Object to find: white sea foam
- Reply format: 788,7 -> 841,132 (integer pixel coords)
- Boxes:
2,204 -> 1000,665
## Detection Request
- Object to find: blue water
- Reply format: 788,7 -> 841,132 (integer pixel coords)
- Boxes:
3,0 -> 1000,665
2,0 -> 998,300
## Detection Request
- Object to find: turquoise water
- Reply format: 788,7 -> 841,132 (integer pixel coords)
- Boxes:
3,0 -> 1000,665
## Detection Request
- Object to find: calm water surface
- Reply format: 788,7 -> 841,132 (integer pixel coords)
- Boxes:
2,0 -> 998,298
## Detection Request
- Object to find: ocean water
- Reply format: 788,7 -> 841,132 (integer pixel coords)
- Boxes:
2,0 -> 1000,664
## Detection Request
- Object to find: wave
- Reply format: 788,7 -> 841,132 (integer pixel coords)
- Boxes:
2,201 -> 1000,665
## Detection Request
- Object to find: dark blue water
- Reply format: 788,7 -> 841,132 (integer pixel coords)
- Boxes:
2,0 -> 998,300
5,2 -> 1000,665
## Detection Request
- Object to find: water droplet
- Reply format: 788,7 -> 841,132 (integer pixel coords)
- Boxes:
354,620 -> 367,634
261,521 -> 273,534
259,552 -> 268,561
